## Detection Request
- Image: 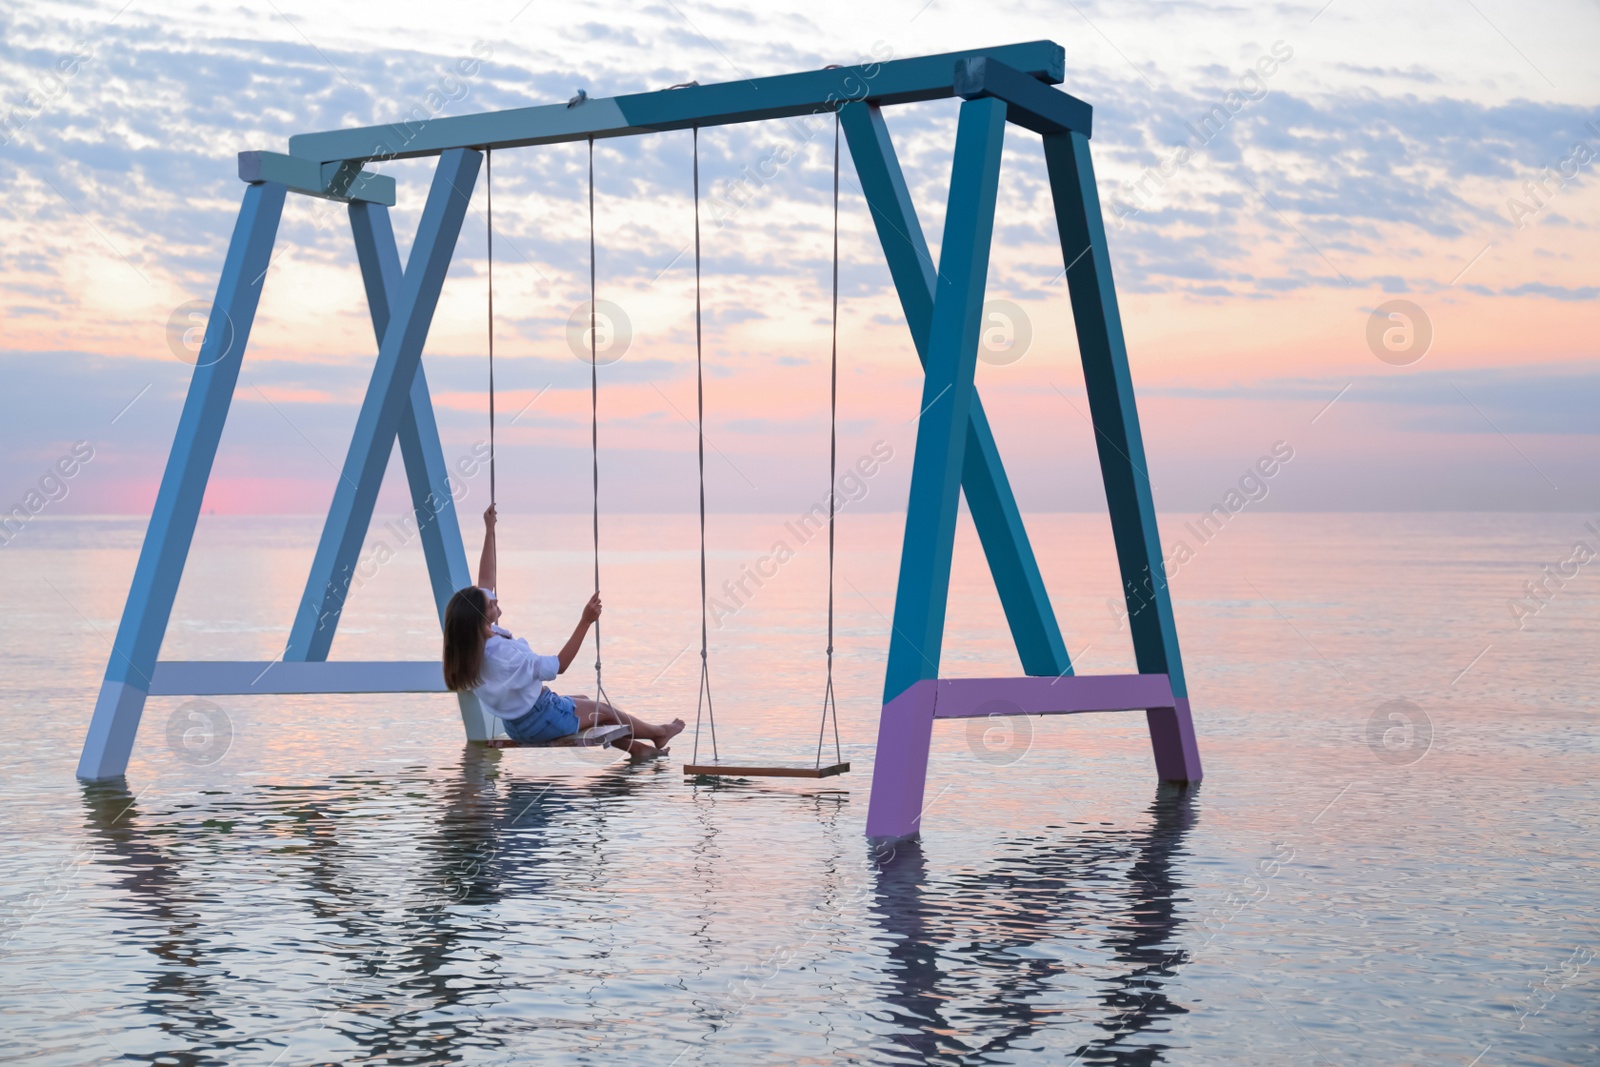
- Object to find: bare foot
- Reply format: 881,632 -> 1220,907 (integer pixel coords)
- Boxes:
626,741 -> 662,764
652,719 -> 686,751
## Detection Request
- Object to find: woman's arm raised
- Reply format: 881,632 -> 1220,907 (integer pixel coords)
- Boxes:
477,504 -> 497,591
556,593 -> 602,674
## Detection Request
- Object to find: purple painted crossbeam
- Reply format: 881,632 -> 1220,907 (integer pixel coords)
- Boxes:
865,673 -> 1201,841
926,673 -> 1175,717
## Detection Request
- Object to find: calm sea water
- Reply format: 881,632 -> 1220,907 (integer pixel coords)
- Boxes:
2,511 -> 1597,1065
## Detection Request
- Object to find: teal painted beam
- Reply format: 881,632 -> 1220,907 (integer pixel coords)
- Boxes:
840,101 -> 1070,678
238,151 -> 395,205
1041,131 -> 1186,698
881,96 -> 1010,705
284,148 -> 480,662
954,56 -> 1093,136
286,41 -> 1064,164
78,181 -> 287,779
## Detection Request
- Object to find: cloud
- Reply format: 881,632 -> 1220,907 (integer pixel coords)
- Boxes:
1148,362 -> 1600,436
1500,282 -> 1599,301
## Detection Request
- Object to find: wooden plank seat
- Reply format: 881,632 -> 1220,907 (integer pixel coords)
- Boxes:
481,724 -> 631,749
684,760 -> 850,779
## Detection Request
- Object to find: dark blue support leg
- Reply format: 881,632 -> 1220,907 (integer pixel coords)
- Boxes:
78,182 -> 287,779
1042,130 -> 1201,782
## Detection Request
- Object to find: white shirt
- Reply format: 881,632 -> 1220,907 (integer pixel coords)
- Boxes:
474,623 -> 561,719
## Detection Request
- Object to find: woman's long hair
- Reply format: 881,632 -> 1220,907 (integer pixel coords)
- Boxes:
442,586 -> 490,691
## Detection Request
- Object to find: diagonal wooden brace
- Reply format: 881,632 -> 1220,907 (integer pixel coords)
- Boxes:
343,200 -> 493,740
282,150 -> 482,682
840,101 -> 1071,681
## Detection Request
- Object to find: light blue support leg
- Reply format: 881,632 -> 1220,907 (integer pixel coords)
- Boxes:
77,182 -> 288,780
346,200 -> 492,740
283,148 -> 481,664
1042,130 -> 1201,782
347,203 -> 476,621
841,101 -> 1069,678
867,97 -> 1009,837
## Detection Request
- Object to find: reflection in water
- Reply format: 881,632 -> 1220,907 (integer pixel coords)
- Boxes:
76,750 -> 670,1065
80,780 -> 236,1065
78,768 -> 1195,1064
19,514 -> 1598,1064
867,785 -> 1198,1065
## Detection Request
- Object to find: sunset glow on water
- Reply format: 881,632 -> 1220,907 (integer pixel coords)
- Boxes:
4,512 -> 1596,1063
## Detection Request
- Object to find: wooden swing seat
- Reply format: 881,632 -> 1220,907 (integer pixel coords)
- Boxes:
481,724 -> 631,749
683,759 -> 850,779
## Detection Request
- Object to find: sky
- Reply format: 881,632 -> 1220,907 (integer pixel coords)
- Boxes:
1,0 -> 1597,521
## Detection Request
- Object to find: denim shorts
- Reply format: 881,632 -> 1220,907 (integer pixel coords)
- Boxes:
503,688 -> 580,743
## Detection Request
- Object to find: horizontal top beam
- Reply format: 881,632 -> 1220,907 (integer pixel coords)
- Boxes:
238,151 -> 396,204
286,41 -> 1068,165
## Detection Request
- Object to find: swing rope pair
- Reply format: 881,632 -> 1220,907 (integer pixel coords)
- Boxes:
484,145 -> 612,713
485,125 -> 843,775
688,119 -> 845,775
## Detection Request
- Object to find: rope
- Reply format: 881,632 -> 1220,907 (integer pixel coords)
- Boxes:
588,138 -> 611,711
485,149 -> 500,741
691,126 -> 718,766
486,149 -> 496,509
815,114 -> 843,770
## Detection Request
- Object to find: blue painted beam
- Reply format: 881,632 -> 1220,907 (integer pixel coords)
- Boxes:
149,660 -> 447,695
283,148 -> 481,662
881,96 -> 1010,705
286,42 -> 1064,164
840,101 -> 1070,678
77,181 -> 287,780
954,57 -> 1093,136
347,202 -> 477,622
238,151 -> 396,204
347,200 -> 493,741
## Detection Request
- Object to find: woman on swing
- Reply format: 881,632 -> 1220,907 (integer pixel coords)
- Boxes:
442,505 -> 684,761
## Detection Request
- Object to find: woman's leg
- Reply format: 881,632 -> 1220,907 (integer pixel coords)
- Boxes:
570,697 -> 685,749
